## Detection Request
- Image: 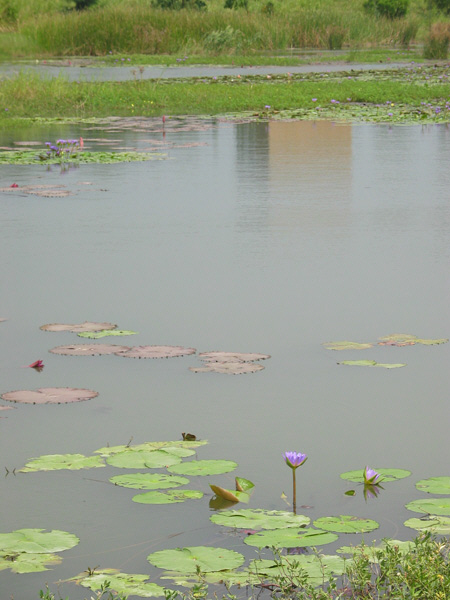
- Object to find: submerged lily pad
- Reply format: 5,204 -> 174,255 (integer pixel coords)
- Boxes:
72,569 -> 165,597
110,473 -> 189,489
133,490 -> 203,504
1,387 -> 98,405
190,362 -> 265,374
115,345 -> 196,359
0,551 -> 61,573
340,468 -> 411,483
405,498 -> 450,516
210,509 -> 310,530
313,515 -> 379,533
167,460 -> 237,476
106,449 -> 183,469
323,341 -> 373,350
338,360 -> 406,368
40,322 -> 117,332
244,528 -> 338,548
147,546 -> 245,573
20,453 -> 104,472
404,516 -> 450,534
77,329 -> 138,339
0,529 -> 79,554
50,344 -> 130,356
415,477 -> 450,495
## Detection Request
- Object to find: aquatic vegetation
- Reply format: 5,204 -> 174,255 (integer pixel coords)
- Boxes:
110,473 -> 190,489
116,345 -> 196,359
244,527 -> 339,548
133,490 -> 203,504
338,359 -> 407,368
50,344 -> 131,355
405,498 -> 450,516
0,150 -> 165,164
416,476 -> 450,495
20,454 -> 105,472
190,351 -> 270,374
323,341 -> 373,350
283,451 -> 307,515
147,546 -> 245,574
1,387 -> 99,404
210,476 -> 254,503
106,449 -> 184,469
404,516 -> 450,534
210,508 -> 310,530
77,329 -> 138,339
313,515 -> 379,534
340,468 -> 411,482
70,569 -> 165,598
38,138 -> 81,163
363,467 -> 382,485
41,321 -> 117,332
167,459 -> 238,476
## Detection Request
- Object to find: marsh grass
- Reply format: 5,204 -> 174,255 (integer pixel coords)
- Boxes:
423,21 -> 450,57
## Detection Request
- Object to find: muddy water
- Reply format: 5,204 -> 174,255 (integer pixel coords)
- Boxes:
1,120 -> 449,598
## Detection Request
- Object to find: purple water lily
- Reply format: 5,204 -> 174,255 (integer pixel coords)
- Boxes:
283,451 -> 307,470
364,466 -> 381,485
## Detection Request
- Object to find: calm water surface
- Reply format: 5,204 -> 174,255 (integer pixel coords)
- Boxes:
1,120 -> 449,598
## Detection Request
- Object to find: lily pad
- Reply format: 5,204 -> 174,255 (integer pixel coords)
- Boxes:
198,352 -> 270,363
110,473 -> 189,489
338,360 -> 406,368
323,341 -> 373,350
378,334 -> 418,346
133,490 -> 203,504
107,449 -> 183,469
209,486 -> 250,504
415,477 -> 450,495
337,540 -> 414,560
415,338 -> 448,345
405,498 -> 450,516
340,468 -> 411,483
235,477 -> 254,492
95,440 -> 206,456
0,150 -> 164,165
115,345 -> 196,359
40,322 -> 117,332
20,453 -> 104,472
0,551 -> 62,573
190,362 -> 265,374
50,344 -> 130,355
313,515 -> 379,533
210,509 -> 310,530
404,516 -> 450,534
167,460 -> 237,476
71,569 -> 165,597
1,387 -> 98,405
147,546 -> 245,573
0,529 -> 79,554
160,569 -> 260,587
244,528 -> 338,548
248,554 -> 346,582
78,329 -> 138,339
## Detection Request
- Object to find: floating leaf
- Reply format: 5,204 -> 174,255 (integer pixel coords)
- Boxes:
167,460 -> 237,476
209,485 -> 249,504
404,516 -> 450,534
415,338 -> 448,345
235,477 -> 254,492
133,490 -> 203,504
378,333 -> 448,346
160,569 -> 260,587
198,352 -> 270,363
1,387 -> 98,405
338,360 -> 406,368
345,490 -> 356,496
95,440 -> 207,456
110,473 -> 189,489
313,515 -> 379,533
337,540 -> 414,560
106,449 -> 182,469
0,406 -> 14,411
244,528 -> 338,548
40,322 -> 117,332
405,498 -> 450,516
71,569 -> 165,597
0,529 -> 79,554
248,554 -> 346,583
190,362 -> 265,374
50,344 -> 130,356
340,468 -> 411,483
0,551 -> 61,573
20,454 -> 104,472
147,546 -> 245,573
323,341 -> 373,350
415,477 -> 450,495
77,330 -> 138,339
115,345 -> 196,359
210,509 -> 310,530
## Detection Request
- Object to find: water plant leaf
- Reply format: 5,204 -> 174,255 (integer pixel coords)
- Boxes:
110,473 -> 189,489
0,529 -> 79,554
115,345 -> 196,359
95,440 -> 206,456
340,468 -> 411,482
209,485 -> 250,503
404,516 -> 450,534
133,490 -> 203,504
77,329 -> 138,339
338,360 -> 406,368
414,338 -> 448,345
405,498 -> 450,515
167,460 -> 238,476
160,569 -> 260,587
72,569 -> 166,597
313,515 -> 379,533
415,477 -> 450,495
323,341 -> 373,350
1,387 -> 98,405
0,551 -> 61,573
20,453 -> 104,472
40,322 -> 117,332
235,477 -> 254,492
248,554 -> 346,582
190,362 -> 265,374
198,352 -> 270,363
0,150 -> 165,165
106,449 -> 183,469
50,344 -> 130,356
378,334 -> 418,346
147,546 -> 245,573
345,490 -> 356,496
210,509 -> 310,530
337,540 -> 414,560
244,528 -> 338,548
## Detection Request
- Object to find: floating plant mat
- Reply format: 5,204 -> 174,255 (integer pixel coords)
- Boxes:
405,498 -> 450,516
338,360 -> 406,368
210,509 -> 310,530
313,515 -> 379,534
69,569 -> 165,598
244,528 -> 338,548
50,344 -> 130,355
20,453 -> 104,472
167,459 -> 238,476
41,321 -> 117,332
0,150 -> 165,165
404,516 -> 450,534
133,490 -> 203,504
147,546 -> 245,573
190,351 -> 270,374
415,477 -> 450,495
340,468 -> 411,483
110,473 -> 189,489
116,345 -> 196,359
1,387 -> 98,405
77,329 -> 137,339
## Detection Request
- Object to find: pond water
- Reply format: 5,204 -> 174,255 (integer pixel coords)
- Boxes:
1,118 -> 449,598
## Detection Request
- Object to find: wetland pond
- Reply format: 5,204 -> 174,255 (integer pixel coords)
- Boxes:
1,118 -> 449,598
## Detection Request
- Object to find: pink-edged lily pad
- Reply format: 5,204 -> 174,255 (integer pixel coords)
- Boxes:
190,362 -> 265,375
1,387 -> 98,405
198,352 -> 270,363
50,344 -> 130,356
0,405 -> 14,411
115,345 -> 196,359
41,321 -> 117,332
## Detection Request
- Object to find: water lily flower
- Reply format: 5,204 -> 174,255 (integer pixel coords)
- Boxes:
364,483 -> 382,500
363,466 -> 381,485
283,451 -> 307,469
10,183 -> 18,188
28,360 -> 44,369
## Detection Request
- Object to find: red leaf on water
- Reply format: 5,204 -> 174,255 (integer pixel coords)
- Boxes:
10,183 -> 18,188
28,360 -> 44,370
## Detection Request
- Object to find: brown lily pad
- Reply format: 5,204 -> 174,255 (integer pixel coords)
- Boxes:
0,405 -> 14,411
190,362 -> 265,375
29,190 -> 72,198
198,352 -> 271,363
1,388 -> 98,405
50,344 -> 130,356
41,322 -> 117,332
115,345 -> 196,359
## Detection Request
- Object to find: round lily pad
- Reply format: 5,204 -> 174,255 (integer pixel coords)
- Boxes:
20,453 -> 104,472
147,546 -> 245,573
338,360 -> 406,368
198,352 -> 270,362
340,468 -> 411,483
404,516 -> 450,534
248,554 -> 346,581
1,387 -> 98,405
40,322 -> 117,332
133,490 -> 203,504
106,449 -> 182,469
210,509 -> 310,530
167,460 -> 237,476
244,528 -> 338,548
323,341 -> 373,350
50,344 -> 130,356
0,529 -> 79,554
415,477 -> 450,495
405,498 -> 450,516
110,473 -> 189,489
0,551 -> 62,573
95,440 -> 203,456
78,329 -> 138,339
73,569 -> 166,597
378,334 -> 417,346
337,540 -> 414,560
115,345 -> 196,359
190,362 -> 265,374
313,515 -> 379,533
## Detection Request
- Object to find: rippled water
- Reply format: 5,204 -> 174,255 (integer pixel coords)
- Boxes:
1,119 -> 449,598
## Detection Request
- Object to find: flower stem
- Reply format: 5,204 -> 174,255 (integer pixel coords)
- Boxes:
292,468 -> 297,514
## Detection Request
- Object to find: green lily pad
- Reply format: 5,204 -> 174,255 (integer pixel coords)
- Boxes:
133,490 -> 203,504
415,338 -> 448,345
209,485 -> 249,503
404,516 -> 450,534
235,477 -> 254,492
20,453 -> 104,472
248,554 -> 346,582
340,468 -> 411,483
72,569 -> 165,597
160,569 -> 260,587
415,477 -> 450,495
0,150 -> 164,165
338,360 -> 406,368
337,540 -> 414,560
95,440 -> 206,456
106,449 -> 182,469
313,515 -> 379,533
168,460 -> 237,476
405,498 -> 450,516
244,528 -> 338,548
77,330 -> 138,339
378,334 -> 418,345
210,509 -> 310,530
147,546 -> 245,573
110,473 -> 189,489
0,529 -> 79,554
323,341 -> 373,350
0,551 -> 61,573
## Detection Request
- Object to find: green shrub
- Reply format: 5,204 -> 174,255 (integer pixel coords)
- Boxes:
73,0 -> 98,9
152,0 -> 206,9
428,0 -> 450,14
224,0 -> 248,9
204,25 -> 244,51
364,0 -> 409,18
261,1 -> 274,15
326,25 -> 346,49
423,22 -> 450,57
0,0 -> 19,23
